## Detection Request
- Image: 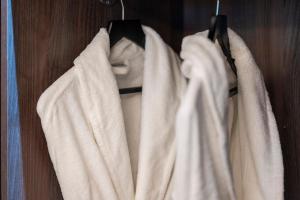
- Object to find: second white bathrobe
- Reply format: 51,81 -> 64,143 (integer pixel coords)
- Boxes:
37,26 -> 186,200
173,30 -> 283,200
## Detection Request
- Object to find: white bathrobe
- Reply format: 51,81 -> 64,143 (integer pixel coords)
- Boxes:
37,26 -> 186,200
173,30 -> 283,200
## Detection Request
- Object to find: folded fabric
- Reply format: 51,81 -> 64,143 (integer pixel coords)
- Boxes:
173,29 -> 283,200
37,26 -> 186,200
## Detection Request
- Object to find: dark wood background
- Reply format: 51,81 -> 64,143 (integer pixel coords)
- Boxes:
4,0 -> 300,199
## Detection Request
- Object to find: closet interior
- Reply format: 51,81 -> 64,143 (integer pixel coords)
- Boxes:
1,0 -> 299,199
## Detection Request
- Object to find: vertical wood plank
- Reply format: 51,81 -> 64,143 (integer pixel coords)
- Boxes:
271,1 -> 300,199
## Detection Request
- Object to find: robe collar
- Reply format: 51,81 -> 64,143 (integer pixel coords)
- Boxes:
73,26 -> 185,200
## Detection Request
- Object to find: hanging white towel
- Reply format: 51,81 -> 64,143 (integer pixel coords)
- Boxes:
173,29 -> 283,200
37,26 -> 186,200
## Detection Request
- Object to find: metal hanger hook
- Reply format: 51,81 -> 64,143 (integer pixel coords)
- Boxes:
120,0 -> 125,20
216,0 -> 220,15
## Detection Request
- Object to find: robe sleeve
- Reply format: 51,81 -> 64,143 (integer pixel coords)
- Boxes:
37,68 -> 119,200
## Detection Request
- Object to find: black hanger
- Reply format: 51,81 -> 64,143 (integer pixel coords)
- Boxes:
108,19 -> 145,50
208,0 -> 238,97
105,0 -> 145,94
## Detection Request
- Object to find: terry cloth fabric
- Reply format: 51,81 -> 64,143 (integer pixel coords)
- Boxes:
37,26 -> 186,200
173,29 -> 283,200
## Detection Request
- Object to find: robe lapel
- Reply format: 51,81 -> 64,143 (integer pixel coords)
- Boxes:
135,27 -> 185,200
74,29 -> 135,200
74,27 -> 185,200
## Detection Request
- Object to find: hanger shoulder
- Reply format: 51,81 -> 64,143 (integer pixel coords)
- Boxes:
208,14 -> 238,97
208,15 -> 237,76
108,19 -> 145,95
108,19 -> 145,49
208,15 -> 227,42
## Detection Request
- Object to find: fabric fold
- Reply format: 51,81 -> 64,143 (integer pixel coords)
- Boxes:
173,29 -> 283,200
173,34 -> 235,200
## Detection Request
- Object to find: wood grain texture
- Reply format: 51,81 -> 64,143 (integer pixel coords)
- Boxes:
272,2 -> 300,199
11,0 -> 182,199
184,0 -> 300,199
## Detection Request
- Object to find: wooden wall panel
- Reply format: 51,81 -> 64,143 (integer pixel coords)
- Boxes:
183,0 -> 300,199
